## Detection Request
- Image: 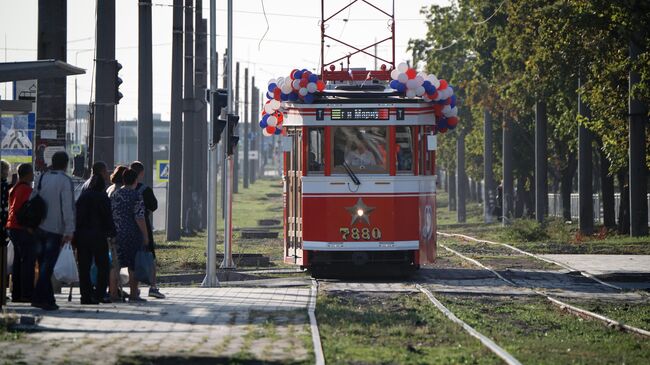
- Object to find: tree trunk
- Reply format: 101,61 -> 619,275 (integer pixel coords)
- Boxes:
617,169 -> 630,235
515,177 -> 525,218
600,152 -> 616,228
448,169 -> 456,212
560,154 -> 577,221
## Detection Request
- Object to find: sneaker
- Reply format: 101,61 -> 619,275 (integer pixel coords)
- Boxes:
148,288 -> 166,299
80,298 -> 100,305
128,296 -> 147,303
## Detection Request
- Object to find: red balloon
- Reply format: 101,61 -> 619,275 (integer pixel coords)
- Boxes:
406,68 -> 417,79
273,88 -> 281,100
261,110 -> 267,116
275,111 -> 284,123
302,72 -> 310,80
447,117 -> 458,127
438,79 -> 448,90
433,104 -> 444,116
444,97 -> 452,105
290,69 -> 298,80
266,126 -> 276,134
316,80 -> 326,91
438,127 -> 448,133
431,91 -> 439,100
299,79 -> 308,87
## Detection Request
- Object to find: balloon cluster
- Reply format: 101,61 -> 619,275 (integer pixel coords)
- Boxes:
260,69 -> 327,136
388,62 -> 459,134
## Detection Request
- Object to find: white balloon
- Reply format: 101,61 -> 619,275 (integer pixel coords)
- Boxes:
449,106 -> 458,117
447,86 -> 454,95
268,78 -> 277,85
281,83 -> 293,94
415,76 -> 424,86
276,77 -> 285,86
416,86 -> 425,96
267,116 -> 278,127
264,103 -> 274,114
262,129 -> 272,136
422,94 -> 431,102
406,79 -> 418,89
270,99 -> 281,109
397,62 -> 408,73
397,73 -> 408,84
299,87 -> 308,96
417,72 -> 428,79
307,82 -> 317,93
442,105 -> 452,116
406,89 -> 416,98
432,78 -> 441,89
292,79 -> 301,90
390,69 -> 400,80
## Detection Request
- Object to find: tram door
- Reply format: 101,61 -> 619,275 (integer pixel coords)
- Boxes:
286,128 -> 303,263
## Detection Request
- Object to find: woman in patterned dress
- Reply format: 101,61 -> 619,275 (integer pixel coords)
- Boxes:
110,168 -> 149,303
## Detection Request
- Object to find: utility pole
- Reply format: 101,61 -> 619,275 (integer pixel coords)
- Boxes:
204,0 -> 219,286
36,0 -> 67,172
196,15 -> 208,230
138,0 -> 153,187
166,0 -> 183,241
628,31 -> 648,237
93,0 -> 115,168
578,77 -> 594,235
456,129 -> 466,223
181,0 -> 195,233
243,67 -> 250,189
448,169 -> 456,212
483,110 -> 494,223
233,62 -> 240,193
502,117 -> 514,225
221,0 -> 236,269
535,100 -> 548,224
250,81 -> 257,184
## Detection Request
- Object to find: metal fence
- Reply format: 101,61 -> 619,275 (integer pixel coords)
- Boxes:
548,193 -> 650,226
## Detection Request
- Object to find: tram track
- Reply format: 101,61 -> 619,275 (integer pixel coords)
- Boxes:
437,231 -> 650,338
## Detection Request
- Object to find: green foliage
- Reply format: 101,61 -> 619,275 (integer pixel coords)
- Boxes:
409,0 -> 650,179
503,219 -> 549,242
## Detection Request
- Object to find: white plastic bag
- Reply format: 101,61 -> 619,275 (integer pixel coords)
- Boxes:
6,241 -> 14,274
53,243 -> 79,284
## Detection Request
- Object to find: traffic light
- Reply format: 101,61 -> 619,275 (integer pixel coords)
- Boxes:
211,89 -> 228,144
113,60 -> 123,104
227,113 -> 240,156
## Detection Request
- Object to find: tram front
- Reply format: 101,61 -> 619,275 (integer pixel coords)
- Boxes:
281,86 -> 438,273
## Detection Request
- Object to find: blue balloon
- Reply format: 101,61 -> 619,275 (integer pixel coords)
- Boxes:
308,74 -> 318,83
396,82 -> 406,92
262,114 -> 270,122
304,93 -> 314,104
448,124 -> 456,130
423,80 -> 431,88
389,80 -> 400,89
267,83 -> 277,93
425,85 -> 436,94
294,70 -> 303,79
451,94 -> 457,104
274,127 -> 282,135
259,119 -> 268,128
437,118 -> 448,129
288,92 -> 299,101
301,68 -> 308,72
266,92 -> 273,99
280,93 -> 289,101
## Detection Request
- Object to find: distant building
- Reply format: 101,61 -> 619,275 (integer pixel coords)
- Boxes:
115,115 -> 170,165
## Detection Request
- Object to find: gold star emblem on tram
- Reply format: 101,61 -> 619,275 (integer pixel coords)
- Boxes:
345,198 -> 375,225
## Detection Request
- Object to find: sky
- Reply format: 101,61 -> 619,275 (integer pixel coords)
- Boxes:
1,0 -> 446,121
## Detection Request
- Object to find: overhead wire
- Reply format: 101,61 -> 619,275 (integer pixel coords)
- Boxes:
258,0 -> 270,50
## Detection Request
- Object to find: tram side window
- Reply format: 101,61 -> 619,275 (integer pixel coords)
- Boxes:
332,126 -> 388,174
308,128 -> 324,173
396,126 -> 413,173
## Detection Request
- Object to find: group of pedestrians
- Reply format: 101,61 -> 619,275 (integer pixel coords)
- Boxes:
2,153 -> 164,311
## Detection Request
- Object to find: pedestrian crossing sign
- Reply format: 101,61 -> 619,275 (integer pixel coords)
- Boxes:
157,160 -> 169,182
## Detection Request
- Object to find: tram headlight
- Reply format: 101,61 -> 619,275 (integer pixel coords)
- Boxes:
357,209 -> 364,217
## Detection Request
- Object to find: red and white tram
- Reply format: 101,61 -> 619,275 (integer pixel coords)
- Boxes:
281,86 -> 438,271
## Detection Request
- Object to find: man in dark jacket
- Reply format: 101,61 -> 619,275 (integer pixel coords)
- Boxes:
75,161 -> 114,304
130,161 -> 165,299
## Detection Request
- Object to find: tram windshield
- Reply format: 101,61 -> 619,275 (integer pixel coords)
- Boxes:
332,126 -> 388,174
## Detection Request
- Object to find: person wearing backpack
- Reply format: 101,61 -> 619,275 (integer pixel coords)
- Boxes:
6,164 -> 35,303
30,151 -> 76,311
129,161 -> 164,299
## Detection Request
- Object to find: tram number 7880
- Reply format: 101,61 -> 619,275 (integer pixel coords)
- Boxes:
339,227 -> 382,240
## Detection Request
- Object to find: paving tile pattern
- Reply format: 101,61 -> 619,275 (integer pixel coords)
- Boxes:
1,287 -> 312,365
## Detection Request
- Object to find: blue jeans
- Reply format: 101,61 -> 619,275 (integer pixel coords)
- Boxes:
32,231 -> 62,305
8,229 -> 37,301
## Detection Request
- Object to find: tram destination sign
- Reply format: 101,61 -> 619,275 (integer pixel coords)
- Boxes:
330,108 -> 390,120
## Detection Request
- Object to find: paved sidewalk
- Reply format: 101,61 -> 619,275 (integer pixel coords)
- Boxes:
541,254 -> 650,276
1,287 -> 313,364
